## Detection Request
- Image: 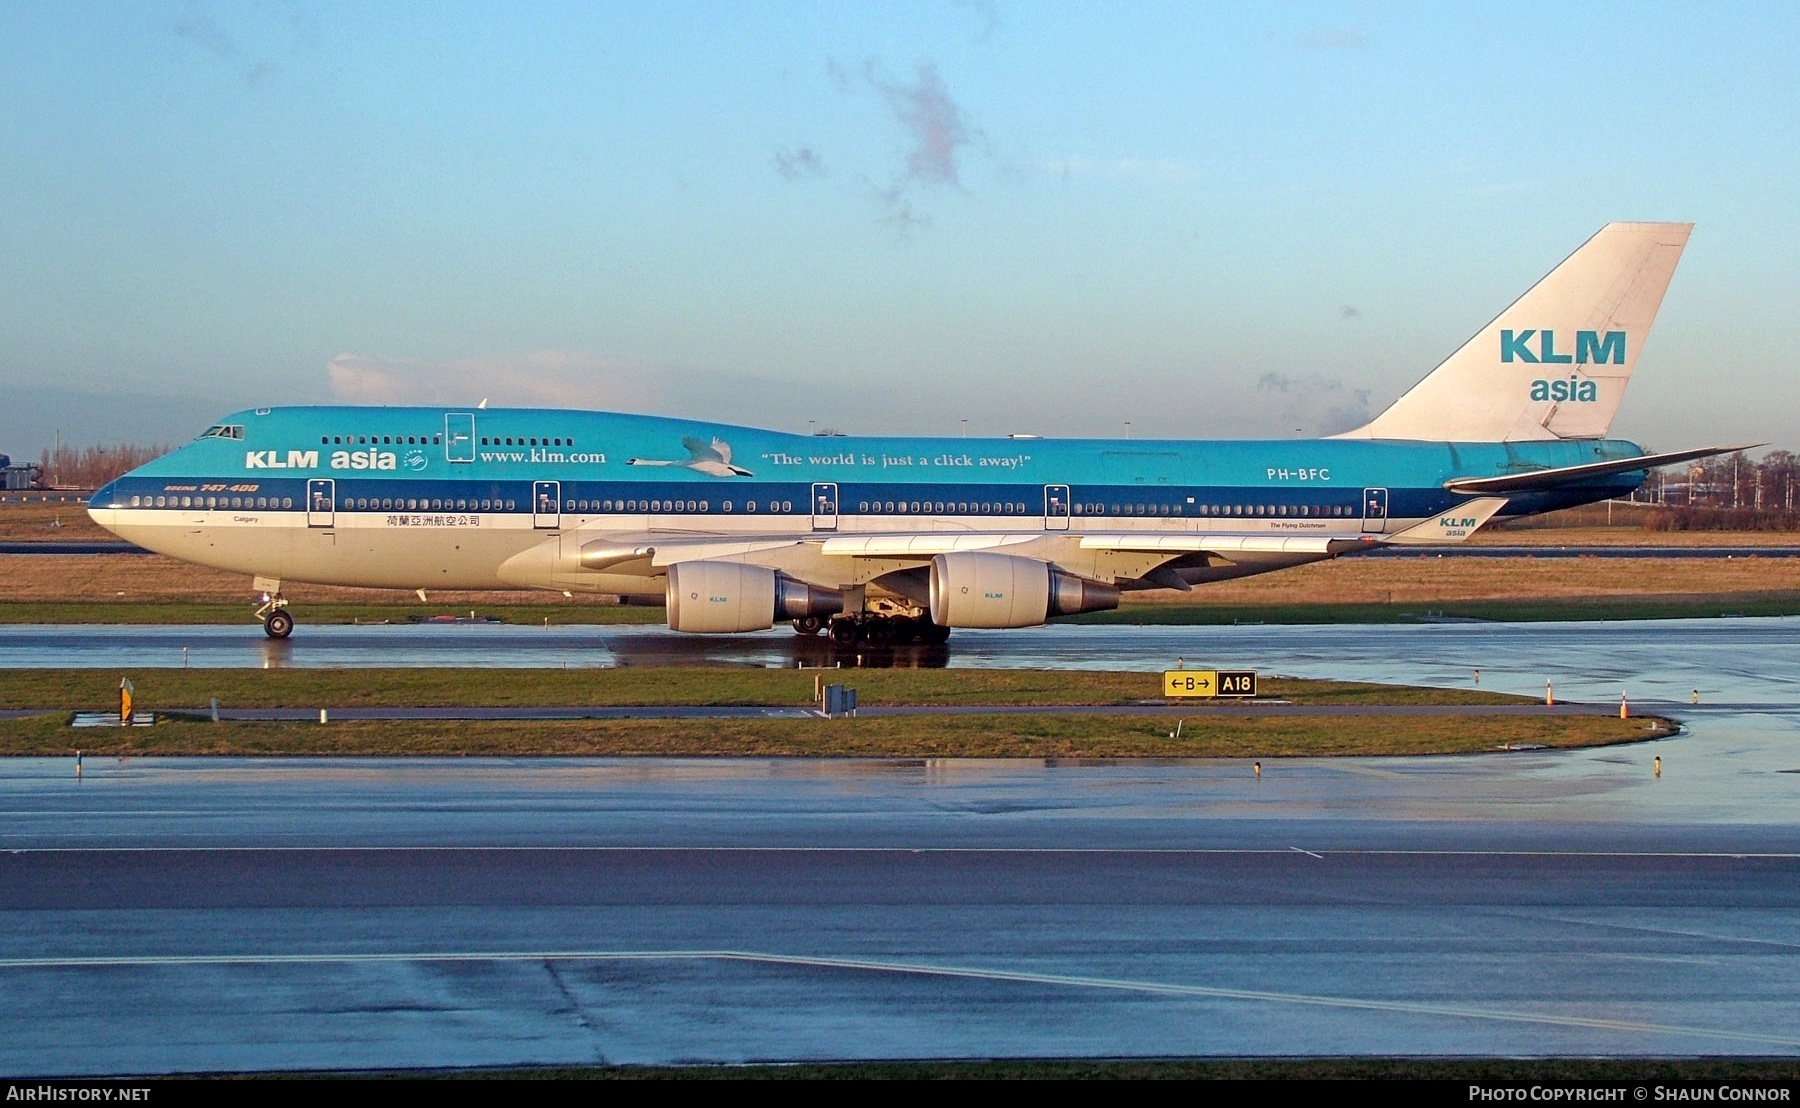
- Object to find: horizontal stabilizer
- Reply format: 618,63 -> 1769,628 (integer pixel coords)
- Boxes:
1382,497 -> 1509,546
1443,444 -> 1756,495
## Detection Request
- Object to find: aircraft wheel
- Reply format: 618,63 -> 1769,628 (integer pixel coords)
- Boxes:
263,609 -> 294,639
889,617 -> 920,645
920,620 -> 951,644
862,617 -> 893,646
829,618 -> 859,647
792,616 -> 824,636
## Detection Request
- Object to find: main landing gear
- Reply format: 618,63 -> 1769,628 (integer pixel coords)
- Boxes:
254,585 -> 294,639
793,611 -> 951,646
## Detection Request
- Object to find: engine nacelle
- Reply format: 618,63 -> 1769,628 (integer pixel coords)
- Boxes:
666,561 -> 843,633
928,552 -> 1119,629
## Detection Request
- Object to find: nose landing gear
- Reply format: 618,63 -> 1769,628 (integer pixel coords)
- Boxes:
253,581 -> 293,639
263,608 -> 294,639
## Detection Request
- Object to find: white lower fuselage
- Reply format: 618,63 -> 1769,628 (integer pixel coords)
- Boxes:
90,504 -> 1372,597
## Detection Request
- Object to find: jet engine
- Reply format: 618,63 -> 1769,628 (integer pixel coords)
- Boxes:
928,552 -> 1118,629
666,561 -> 844,633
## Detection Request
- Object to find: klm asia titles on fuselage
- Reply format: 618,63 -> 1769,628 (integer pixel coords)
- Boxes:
89,223 -> 1742,645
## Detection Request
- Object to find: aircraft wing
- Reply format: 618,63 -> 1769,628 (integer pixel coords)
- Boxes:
1443,444 -> 1755,495
1078,497 -> 1510,555
580,532 -> 1049,572
580,496 -> 1512,576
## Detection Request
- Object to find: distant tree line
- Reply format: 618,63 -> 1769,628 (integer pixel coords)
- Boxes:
36,443 -> 171,489
1636,451 -> 1800,531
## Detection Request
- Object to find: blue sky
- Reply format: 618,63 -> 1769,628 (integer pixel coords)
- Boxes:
2,2 -> 1795,451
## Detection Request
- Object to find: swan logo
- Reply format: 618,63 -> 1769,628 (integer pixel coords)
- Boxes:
405,450 -> 428,472
625,436 -> 753,477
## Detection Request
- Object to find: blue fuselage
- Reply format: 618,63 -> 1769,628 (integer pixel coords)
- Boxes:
93,406 -> 1649,525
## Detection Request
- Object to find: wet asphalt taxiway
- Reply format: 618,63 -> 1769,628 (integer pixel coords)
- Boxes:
2,618 -> 1799,1073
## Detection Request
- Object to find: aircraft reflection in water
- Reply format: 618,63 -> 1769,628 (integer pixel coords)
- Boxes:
249,630 -> 956,670
91,223 -> 1741,646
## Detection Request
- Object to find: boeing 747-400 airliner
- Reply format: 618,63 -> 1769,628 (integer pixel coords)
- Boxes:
89,222 -> 1743,643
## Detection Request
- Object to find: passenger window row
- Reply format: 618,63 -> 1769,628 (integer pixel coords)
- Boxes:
352,498 -> 515,512
1197,504 -> 1354,518
1070,503 -> 1358,518
129,495 -> 1357,518
132,494 -> 293,509
855,501 -> 1029,514
562,499 -> 793,513
320,434 -> 442,446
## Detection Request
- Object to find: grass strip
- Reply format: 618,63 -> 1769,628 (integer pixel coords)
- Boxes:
0,668 -> 1526,711
6,711 -> 1670,758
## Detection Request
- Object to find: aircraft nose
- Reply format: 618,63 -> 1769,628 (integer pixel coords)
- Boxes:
87,480 -> 124,533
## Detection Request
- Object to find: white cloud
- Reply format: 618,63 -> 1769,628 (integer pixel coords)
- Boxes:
326,351 -> 664,410
773,145 -> 827,181
866,61 -> 972,188
828,58 -> 986,231
1255,372 -> 1372,436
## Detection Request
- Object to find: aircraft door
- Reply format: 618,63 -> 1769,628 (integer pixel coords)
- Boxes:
444,413 -> 475,463
1361,487 -> 1389,533
533,481 -> 561,529
307,479 -> 335,528
1044,485 -> 1071,530
811,483 -> 838,532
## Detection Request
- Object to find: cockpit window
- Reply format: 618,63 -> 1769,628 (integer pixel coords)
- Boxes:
198,425 -> 245,440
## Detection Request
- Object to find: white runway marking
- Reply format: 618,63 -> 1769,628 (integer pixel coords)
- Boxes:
0,947 -> 1792,1049
1504,909 -> 1800,952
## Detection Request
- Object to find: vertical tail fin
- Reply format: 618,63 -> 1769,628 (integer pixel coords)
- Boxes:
1338,222 -> 1692,442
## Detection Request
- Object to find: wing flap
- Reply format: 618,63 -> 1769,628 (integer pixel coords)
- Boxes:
818,533 -> 1040,557
1079,533 -> 1361,556
643,539 -> 807,567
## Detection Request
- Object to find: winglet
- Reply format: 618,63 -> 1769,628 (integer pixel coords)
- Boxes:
1382,497 -> 1510,545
